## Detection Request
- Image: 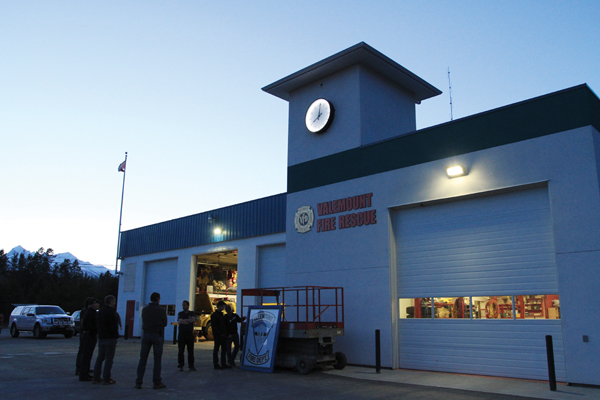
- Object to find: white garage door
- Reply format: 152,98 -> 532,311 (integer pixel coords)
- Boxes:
258,244 -> 286,288
144,258 -> 177,306
393,186 -> 565,380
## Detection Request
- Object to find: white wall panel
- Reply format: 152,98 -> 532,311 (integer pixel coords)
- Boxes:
258,243 -> 286,288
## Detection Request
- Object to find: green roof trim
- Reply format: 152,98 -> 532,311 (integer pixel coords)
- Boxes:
288,84 -> 600,193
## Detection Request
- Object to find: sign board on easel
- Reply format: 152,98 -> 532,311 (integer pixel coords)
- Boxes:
240,306 -> 283,373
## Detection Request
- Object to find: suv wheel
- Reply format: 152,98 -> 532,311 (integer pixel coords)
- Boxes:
10,324 -> 20,338
33,324 -> 46,339
64,331 -> 73,339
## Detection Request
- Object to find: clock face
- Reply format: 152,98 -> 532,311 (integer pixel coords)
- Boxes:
305,98 -> 334,134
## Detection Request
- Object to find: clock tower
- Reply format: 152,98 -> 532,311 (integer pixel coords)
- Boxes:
263,42 -> 442,167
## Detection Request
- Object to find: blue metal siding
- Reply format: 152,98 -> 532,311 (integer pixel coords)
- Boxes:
119,193 -> 286,258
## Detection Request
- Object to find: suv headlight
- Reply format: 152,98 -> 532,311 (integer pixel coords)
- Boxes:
41,318 -> 52,324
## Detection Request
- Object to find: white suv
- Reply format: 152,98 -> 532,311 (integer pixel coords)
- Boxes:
9,305 -> 75,339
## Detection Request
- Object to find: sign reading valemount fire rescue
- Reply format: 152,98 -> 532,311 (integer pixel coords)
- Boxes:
294,193 -> 376,233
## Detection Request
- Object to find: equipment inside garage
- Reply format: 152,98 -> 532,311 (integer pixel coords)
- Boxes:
193,250 -> 238,340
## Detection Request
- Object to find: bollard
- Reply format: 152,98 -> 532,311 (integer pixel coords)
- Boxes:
546,335 -> 557,391
376,329 -> 381,374
124,323 -> 129,340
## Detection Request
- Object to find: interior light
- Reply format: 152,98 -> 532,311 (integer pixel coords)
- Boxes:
213,228 -> 222,235
446,165 -> 466,178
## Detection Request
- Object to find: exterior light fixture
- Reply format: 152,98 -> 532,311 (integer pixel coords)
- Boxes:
213,228 -> 222,235
208,214 -> 215,224
446,164 -> 466,178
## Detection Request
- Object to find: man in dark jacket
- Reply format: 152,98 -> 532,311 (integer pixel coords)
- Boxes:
79,298 -> 100,381
225,304 -> 245,367
135,292 -> 168,389
75,297 -> 93,376
177,300 -> 196,371
211,300 -> 228,369
93,295 -> 119,385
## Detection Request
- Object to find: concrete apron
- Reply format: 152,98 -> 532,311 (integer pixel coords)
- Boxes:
324,366 -> 600,400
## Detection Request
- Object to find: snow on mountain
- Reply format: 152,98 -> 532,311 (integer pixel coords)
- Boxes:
5,246 -> 112,277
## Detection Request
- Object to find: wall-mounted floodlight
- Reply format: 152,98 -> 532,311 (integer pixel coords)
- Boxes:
446,164 -> 467,178
208,214 -> 215,224
213,228 -> 222,235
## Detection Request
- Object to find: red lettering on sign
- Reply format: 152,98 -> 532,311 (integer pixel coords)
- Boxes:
314,194 -> 376,233
317,217 -> 337,232
370,209 -> 377,225
317,203 -> 324,216
318,193 -> 373,216
365,193 -> 373,208
337,210 -> 378,230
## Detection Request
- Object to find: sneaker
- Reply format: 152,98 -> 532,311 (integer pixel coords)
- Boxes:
92,379 -> 103,384
79,375 -> 92,382
189,366 -> 196,371
134,383 -> 142,389
153,382 -> 166,389
214,365 -> 222,370
228,361 -> 236,367
103,379 -> 116,385
178,367 -> 184,372
222,365 -> 231,369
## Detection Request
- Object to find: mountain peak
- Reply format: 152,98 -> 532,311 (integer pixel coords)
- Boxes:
5,246 -> 111,277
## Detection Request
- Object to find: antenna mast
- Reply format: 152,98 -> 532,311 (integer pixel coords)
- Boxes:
448,67 -> 453,121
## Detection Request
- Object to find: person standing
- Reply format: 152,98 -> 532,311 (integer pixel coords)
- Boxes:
211,300 -> 228,369
177,300 -> 196,371
75,297 -> 93,376
93,295 -> 119,385
135,292 -> 167,389
225,304 -> 245,367
79,298 -> 100,381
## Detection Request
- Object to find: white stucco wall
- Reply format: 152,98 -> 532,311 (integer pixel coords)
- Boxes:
116,232 -> 285,341
285,126 -> 600,384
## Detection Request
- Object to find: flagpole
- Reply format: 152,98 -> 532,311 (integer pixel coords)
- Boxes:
115,152 -> 128,275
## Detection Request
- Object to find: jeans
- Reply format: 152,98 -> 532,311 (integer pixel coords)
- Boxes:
227,332 -> 240,364
75,332 -> 84,374
136,331 -> 164,385
93,338 -> 117,382
213,335 -> 227,367
177,332 -> 195,368
79,332 -> 97,378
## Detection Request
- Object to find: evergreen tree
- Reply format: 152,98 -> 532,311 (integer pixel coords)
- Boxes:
0,248 -> 119,324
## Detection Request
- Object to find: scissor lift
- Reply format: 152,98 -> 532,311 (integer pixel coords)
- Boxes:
240,286 -> 347,374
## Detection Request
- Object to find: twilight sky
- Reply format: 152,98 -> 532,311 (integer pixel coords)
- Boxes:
1,1 -> 599,269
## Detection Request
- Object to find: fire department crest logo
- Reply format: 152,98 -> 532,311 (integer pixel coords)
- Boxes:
294,206 -> 314,233
246,311 -> 276,365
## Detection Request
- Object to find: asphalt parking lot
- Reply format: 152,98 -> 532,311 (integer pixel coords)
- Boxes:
0,328 -> 541,400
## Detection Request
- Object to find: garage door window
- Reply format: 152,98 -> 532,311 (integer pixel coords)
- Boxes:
433,297 -> 471,319
400,294 -> 560,319
399,298 -> 432,318
472,296 -> 513,319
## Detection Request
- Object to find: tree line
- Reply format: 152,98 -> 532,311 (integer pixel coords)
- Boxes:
0,248 -> 119,323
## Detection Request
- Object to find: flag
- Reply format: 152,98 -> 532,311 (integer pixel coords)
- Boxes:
118,160 -> 126,172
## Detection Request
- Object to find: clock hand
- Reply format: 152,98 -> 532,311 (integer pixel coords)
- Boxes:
314,105 -> 324,122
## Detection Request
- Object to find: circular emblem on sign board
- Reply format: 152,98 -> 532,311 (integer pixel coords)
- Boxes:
294,206 -> 314,233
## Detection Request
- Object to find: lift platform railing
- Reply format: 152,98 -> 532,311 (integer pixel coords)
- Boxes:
240,286 -> 344,330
